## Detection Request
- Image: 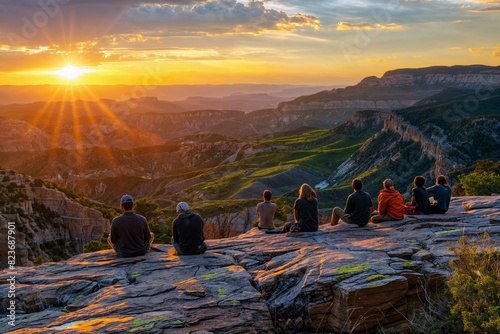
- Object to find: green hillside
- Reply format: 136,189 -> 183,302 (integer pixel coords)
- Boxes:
160,128 -> 375,214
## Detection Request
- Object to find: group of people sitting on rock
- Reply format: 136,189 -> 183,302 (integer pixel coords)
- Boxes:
107,175 -> 452,258
258,174 -> 452,232
107,195 -> 207,258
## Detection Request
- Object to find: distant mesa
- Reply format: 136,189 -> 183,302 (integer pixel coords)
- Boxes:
278,64 -> 500,112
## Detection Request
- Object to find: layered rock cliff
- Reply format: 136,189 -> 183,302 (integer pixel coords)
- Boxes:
279,65 -> 500,113
0,170 -> 109,268
325,87 -> 500,191
1,196 -> 499,333
280,98 -> 417,112
368,65 -> 500,89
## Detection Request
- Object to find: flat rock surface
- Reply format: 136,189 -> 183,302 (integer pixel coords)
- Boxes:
1,196 -> 499,333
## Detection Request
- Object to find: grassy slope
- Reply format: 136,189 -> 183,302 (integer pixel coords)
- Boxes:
178,129 -> 375,215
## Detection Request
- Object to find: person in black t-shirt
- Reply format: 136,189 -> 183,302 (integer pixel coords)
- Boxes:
108,194 -> 154,257
331,179 -> 374,227
282,183 -> 318,232
404,176 -> 432,215
172,202 -> 207,255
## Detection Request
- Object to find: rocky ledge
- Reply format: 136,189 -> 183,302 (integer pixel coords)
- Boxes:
1,196 -> 500,333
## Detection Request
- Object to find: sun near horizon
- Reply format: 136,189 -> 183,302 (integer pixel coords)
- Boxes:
50,65 -> 96,81
0,1 -> 498,86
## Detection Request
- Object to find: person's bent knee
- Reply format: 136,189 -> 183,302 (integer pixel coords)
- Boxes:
370,214 -> 390,224
107,236 -> 114,249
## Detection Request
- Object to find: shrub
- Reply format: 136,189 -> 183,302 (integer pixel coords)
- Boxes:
149,217 -> 172,244
448,234 -> 500,333
6,182 -> 18,192
40,239 -> 69,260
455,160 -> 500,196
132,198 -> 174,243
451,183 -> 465,196
134,198 -> 162,220
33,179 -> 44,187
32,201 -> 61,229
474,160 -> 500,174
411,285 -> 463,334
274,197 -> 291,223
33,256 -> 44,266
83,231 -> 111,253
51,255 -> 61,262
15,190 -> 29,201
459,171 -> 500,196
83,240 -> 109,253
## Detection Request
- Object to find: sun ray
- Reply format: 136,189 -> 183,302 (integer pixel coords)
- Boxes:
77,86 -> 122,171
79,84 -> 151,143
70,101 -> 83,149
80,98 -> 118,172
46,90 -> 71,177
70,100 -> 85,176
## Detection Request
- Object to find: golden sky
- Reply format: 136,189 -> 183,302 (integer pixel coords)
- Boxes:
0,0 -> 499,86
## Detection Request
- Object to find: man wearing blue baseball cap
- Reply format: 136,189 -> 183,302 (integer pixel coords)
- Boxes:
108,194 -> 154,257
171,202 -> 207,255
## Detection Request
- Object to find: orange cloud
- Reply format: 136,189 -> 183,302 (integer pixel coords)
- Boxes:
365,56 -> 399,63
467,45 -> 500,57
468,47 -> 487,53
336,22 -> 404,31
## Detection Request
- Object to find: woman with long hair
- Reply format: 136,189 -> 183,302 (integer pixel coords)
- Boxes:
427,175 -> 452,213
282,183 -> 319,232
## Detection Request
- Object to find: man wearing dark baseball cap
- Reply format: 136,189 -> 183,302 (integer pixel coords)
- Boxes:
108,194 -> 154,257
171,202 -> 207,255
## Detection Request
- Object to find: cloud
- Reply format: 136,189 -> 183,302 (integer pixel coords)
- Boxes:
470,6 -> 500,11
468,47 -> 487,54
364,55 -> 398,63
467,0 -> 500,11
336,21 -> 404,31
122,1 -> 321,36
492,44 -> 500,57
0,0 -> 321,71
0,45 -> 105,71
0,0 -> 320,48
467,44 -> 500,57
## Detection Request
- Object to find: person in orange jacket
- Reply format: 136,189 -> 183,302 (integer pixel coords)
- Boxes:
370,179 -> 405,223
